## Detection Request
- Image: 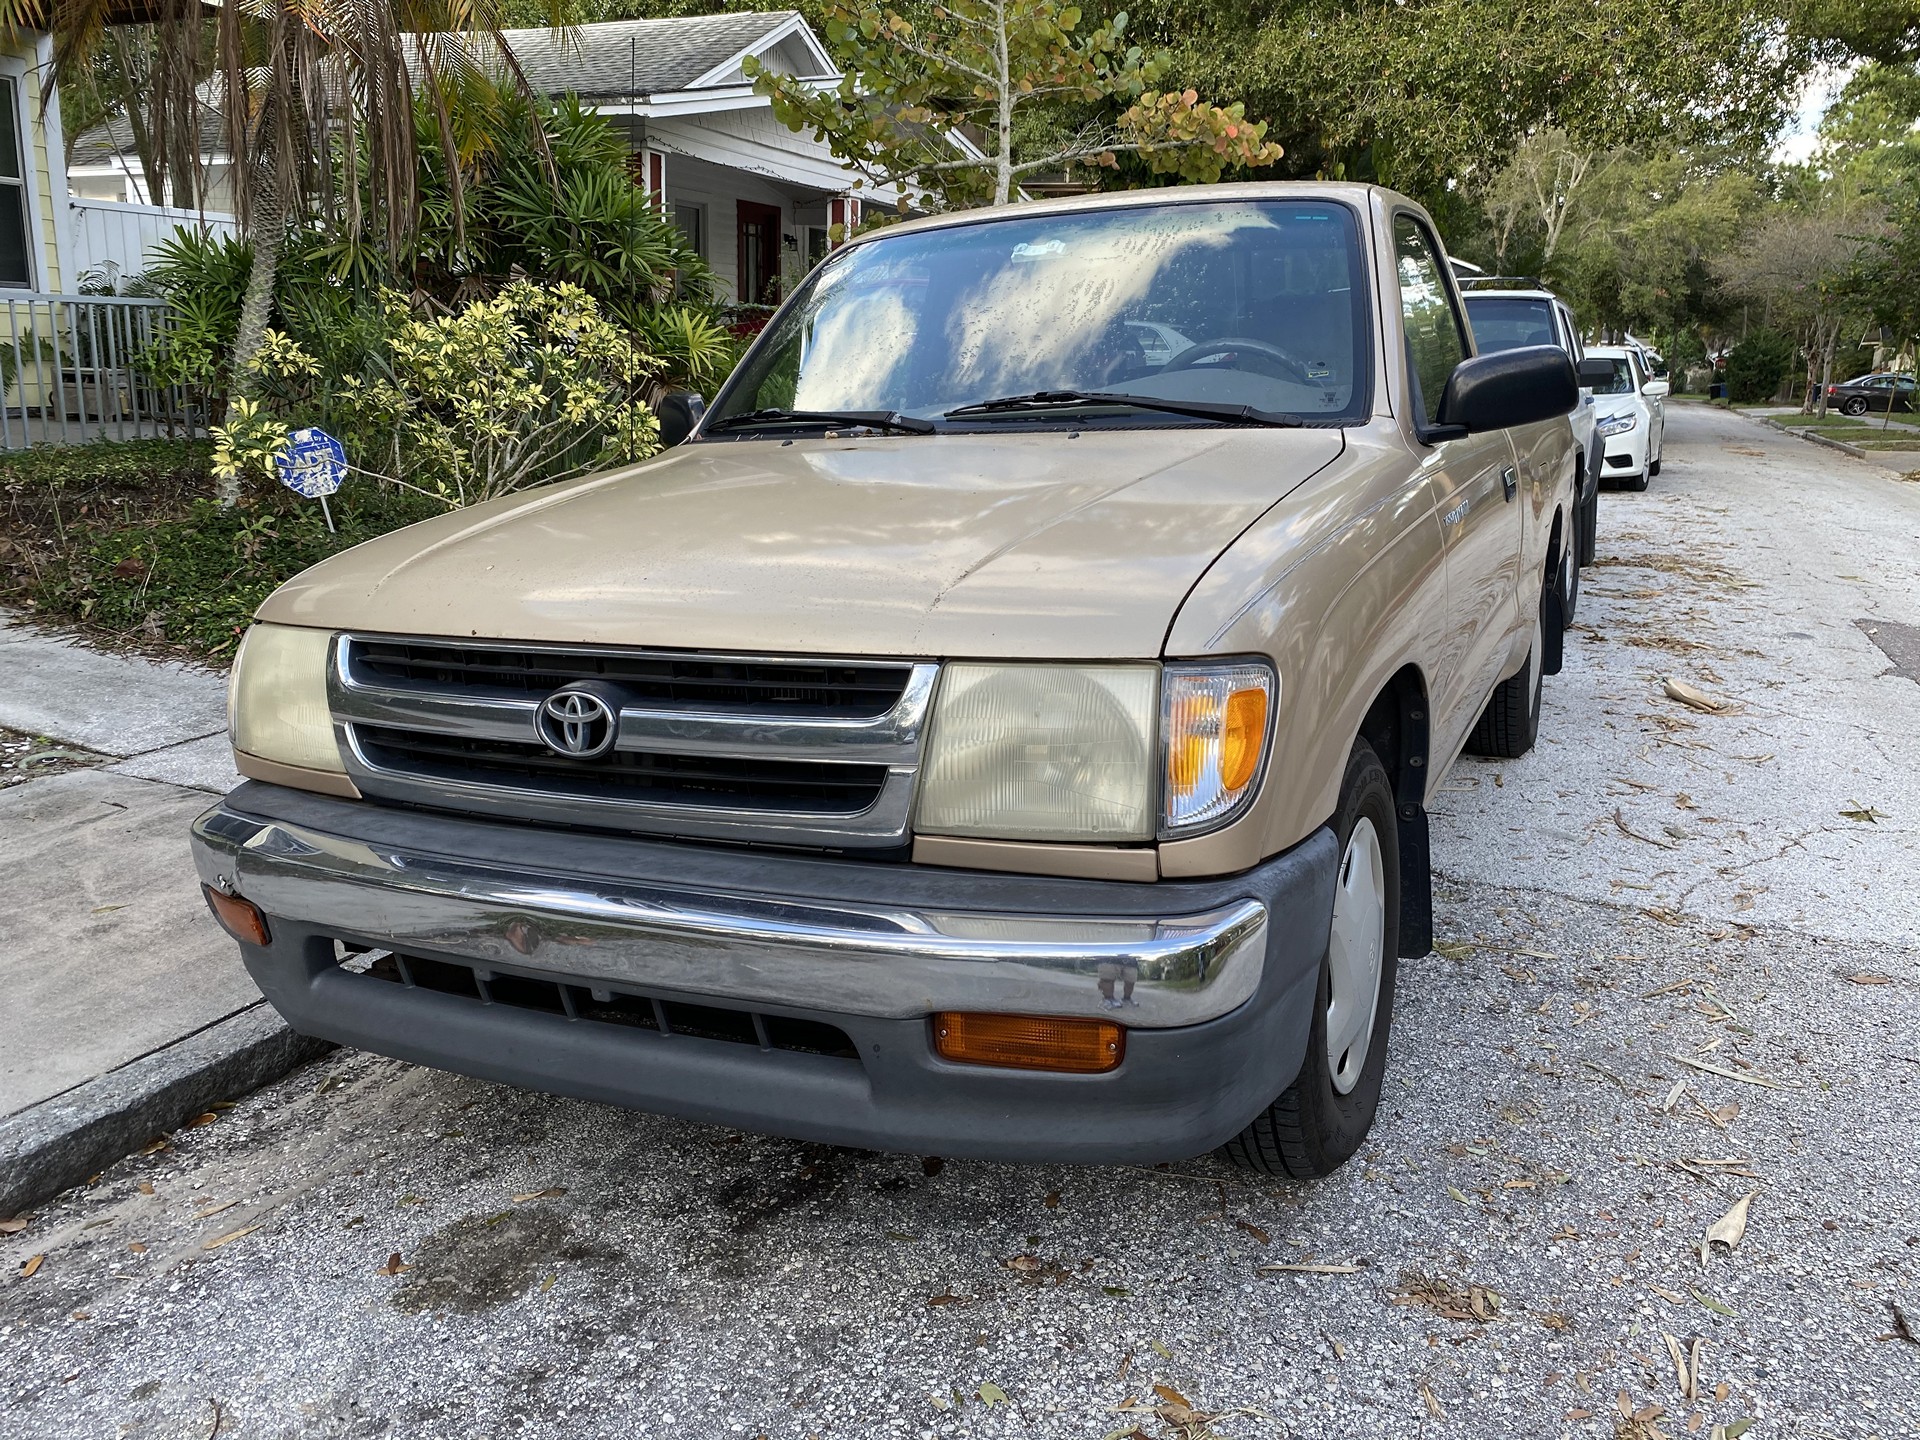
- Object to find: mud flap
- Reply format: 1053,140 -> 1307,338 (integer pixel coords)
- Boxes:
1396,801 -> 1432,957
1542,570 -> 1566,676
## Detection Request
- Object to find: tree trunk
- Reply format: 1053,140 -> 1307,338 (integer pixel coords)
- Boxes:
1816,320 -> 1837,419
992,0 -> 1013,206
219,156 -> 288,507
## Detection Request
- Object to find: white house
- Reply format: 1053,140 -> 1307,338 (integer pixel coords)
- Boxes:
493,11 -> 904,305
69,11 -> 912,305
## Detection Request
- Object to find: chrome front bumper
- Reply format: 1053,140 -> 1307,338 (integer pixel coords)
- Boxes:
190,805 -> 1269,1029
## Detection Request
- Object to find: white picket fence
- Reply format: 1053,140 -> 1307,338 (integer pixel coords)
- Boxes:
67,197 -> 240,288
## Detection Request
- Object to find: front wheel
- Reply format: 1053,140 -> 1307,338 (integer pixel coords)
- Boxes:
1219,743 -> 1399,1179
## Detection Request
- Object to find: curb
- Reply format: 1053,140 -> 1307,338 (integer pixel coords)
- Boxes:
0,1003 -> 332,1217
1760,416 -> 1868,459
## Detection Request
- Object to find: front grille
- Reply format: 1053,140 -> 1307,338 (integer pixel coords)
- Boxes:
347,947 -> 859,1059
354,725 -> 889,815
332,635 -> 934,847
352,638 -> 912,718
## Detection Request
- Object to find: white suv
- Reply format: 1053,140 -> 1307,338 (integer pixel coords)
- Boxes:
1462,281 -> 1602,568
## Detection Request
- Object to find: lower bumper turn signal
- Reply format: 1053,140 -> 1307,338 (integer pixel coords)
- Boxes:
202,885 -> 271,946
933,1012 -> 1123,1073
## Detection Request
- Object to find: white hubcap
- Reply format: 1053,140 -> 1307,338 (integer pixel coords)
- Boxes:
1325,816 -> 1386,1095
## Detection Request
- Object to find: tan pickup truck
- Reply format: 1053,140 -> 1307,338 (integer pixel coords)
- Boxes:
193,184 -> 1580,1177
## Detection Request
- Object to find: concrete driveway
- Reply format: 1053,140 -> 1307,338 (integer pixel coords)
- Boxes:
4,403 -> 1918,1439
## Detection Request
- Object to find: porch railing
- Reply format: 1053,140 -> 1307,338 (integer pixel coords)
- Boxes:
0,293 -> 196,451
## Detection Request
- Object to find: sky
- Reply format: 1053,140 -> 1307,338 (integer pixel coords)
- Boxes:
1772,62 -> 1857,162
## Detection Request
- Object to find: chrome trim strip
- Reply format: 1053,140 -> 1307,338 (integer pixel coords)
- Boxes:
327,635 -> 936,847
333,641 -> 937,764
191,806 -> 1268,1028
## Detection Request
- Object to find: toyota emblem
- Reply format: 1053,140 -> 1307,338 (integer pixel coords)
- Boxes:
536,686 -> 619,759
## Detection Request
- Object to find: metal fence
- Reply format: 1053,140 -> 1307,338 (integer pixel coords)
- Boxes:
0,293 -> 195,450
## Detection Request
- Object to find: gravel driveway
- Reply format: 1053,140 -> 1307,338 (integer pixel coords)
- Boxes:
5,403 -> 1918,1440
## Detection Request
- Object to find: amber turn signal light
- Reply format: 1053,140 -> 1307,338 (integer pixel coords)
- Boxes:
932,1012 -> 1123,1074
202,885 -> 270,946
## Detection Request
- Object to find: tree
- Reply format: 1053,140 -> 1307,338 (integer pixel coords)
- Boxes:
745,0 -> 1282,210
7,0 -> 564,447
1714,208 -> 1881,412
1130,0 -> 1818,199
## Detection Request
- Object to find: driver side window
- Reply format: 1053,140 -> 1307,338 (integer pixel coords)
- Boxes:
1393,216 -> 1467,426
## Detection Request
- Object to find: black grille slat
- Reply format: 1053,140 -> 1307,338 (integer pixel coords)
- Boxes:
353,640 -> 910,718
354,949 -> 860,1060
355,725 -> 887,814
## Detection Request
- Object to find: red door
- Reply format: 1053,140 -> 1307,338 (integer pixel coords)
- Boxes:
736,200 -> 781,305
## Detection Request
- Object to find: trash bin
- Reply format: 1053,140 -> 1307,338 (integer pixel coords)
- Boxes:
1709,382 -> 1727,401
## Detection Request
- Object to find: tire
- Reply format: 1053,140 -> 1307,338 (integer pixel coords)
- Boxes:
1624,469 -> 1650,492
1219,742 -> 1399,1180
1465,582 -> 1544,759
1648,454 -> 1662,477
1842,397 -> 1868,417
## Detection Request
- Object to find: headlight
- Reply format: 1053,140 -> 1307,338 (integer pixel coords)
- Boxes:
915,659 -> 1276,843
1161,661 -> 1274,835
1598,411 -> 1638,437
916,664 -> 1158,841
229,623 -> 344,773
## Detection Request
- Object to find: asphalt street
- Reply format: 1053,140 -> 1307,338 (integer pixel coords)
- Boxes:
4,403 -> 1918,1440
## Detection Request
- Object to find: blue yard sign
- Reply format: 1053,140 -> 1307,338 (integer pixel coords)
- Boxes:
275,427 -> 347,531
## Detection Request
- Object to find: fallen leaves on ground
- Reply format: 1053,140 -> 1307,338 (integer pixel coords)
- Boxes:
0,1215 -> 30,1235
19,1254 -> 44,1278
1663,678 -> 1734,714
510,1187 -> 567,1203
377,1252 -> 411,1276
201,1225 -> 261,1252
1257,1261 -> 1362,1276
1838,802 -> 1889,823
1845,972 -> 1894,985
1391,1271 -> 1501,1322
1699,1192 -> 1757,1263
976,1382 -> 1008,1406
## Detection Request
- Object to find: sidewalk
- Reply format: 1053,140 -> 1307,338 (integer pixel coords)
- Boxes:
0,614 -> 326,1216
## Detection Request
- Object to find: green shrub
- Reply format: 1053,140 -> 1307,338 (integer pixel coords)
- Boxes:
223,282 -> 663,507
3,439 -> 443,658
1726,329 -> 1797,404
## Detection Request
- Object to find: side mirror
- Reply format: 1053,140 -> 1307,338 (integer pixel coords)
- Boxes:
656,391 -> 707,447
1435,346 -> 1578,436
1576,358 -> 1617,388
1642,378 -> 1670,398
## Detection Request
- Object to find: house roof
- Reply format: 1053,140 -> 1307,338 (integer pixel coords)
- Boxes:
500,12 -> 833,100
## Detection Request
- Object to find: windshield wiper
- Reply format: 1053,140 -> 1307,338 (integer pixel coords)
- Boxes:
943,390 -> 1303,427
704,407 -> 935,435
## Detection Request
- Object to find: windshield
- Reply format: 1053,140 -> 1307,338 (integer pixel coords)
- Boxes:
1464,296 -> 1560,355
1589,357 -> 1637,395
706,200 -> 1371,428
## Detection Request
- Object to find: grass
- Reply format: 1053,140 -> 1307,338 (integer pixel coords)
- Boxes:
0,438 -> 444,663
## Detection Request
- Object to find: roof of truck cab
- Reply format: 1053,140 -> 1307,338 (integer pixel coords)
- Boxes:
841,182 -> 1409,248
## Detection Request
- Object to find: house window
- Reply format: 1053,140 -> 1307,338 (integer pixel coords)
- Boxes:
0,77 -> 35,289
673,201 -> 705,258
805,226 -> 829,269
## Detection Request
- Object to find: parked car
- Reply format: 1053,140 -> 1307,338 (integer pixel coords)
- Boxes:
1826,372 -> 1916,417
1461,278 -> 1603,571
1585,344 -> 1668,491
193,185 -> 1580,1179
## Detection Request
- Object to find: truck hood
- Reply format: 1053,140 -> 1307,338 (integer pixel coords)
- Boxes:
259,428 -> 1345,659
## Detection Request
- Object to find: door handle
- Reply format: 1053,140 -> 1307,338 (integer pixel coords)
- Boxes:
1501,466 -> 1519,501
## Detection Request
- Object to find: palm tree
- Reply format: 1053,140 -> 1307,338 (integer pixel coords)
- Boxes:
7,0 -> 561,397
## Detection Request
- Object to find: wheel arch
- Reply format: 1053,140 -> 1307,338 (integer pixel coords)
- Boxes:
1355,664 -> 1433,958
